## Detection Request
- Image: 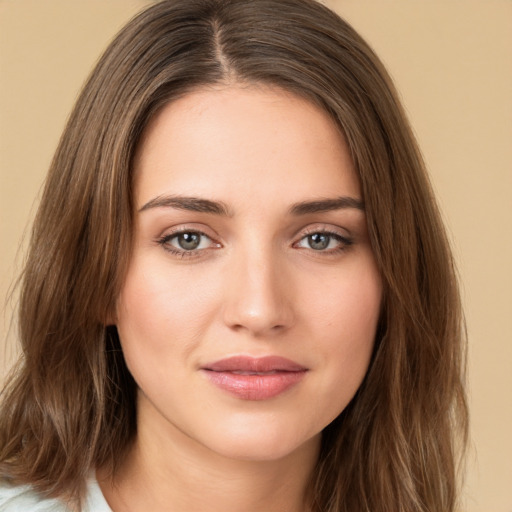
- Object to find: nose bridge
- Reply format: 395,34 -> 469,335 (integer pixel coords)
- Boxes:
222,238 -> 293,335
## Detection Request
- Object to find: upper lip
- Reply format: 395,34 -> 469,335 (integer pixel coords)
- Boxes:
202,356 -> 307,373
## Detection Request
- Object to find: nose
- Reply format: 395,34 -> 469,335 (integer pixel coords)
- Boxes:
221,246 -> 295,337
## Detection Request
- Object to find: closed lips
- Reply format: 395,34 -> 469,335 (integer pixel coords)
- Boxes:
201,356 -> 308,400
202,355 -> 307,373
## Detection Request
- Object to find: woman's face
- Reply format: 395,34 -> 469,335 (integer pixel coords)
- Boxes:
115,85 -> 382,462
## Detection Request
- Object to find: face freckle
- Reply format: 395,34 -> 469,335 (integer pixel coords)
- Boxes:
116,84 -> 382,463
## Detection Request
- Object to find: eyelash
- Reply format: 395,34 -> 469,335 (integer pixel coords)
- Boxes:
156,227 -> 353,258
156,229 -> 219,258
293,228 -> 353,255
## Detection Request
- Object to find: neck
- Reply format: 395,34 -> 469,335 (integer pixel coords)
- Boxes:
98,398 -> 320,512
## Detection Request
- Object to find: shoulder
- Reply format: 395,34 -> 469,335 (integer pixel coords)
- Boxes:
0,481 -> 68,511
0,476 -> 112,512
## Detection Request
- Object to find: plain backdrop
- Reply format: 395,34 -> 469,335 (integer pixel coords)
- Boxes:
1,1 -> 511,511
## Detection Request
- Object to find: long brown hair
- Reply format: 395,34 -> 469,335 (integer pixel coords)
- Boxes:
0,1 -> 468,510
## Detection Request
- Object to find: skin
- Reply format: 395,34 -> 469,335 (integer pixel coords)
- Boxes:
99,84 -> 382,512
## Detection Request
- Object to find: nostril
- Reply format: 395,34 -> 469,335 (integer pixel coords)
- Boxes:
221,270 -> 295,335
228,321 -> 288,336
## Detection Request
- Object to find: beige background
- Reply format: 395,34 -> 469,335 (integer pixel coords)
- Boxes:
1,1 -> 511,510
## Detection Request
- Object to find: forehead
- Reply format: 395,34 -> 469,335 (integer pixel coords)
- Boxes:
132,84 -> 360,209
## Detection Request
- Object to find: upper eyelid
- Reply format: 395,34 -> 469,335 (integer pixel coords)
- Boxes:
294,230 -> 351,245
158,224 -> 219,239
295,223 -> 351,239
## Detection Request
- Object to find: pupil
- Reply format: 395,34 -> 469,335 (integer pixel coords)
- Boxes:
309,233 -> 329,250
178,232 -> 200,250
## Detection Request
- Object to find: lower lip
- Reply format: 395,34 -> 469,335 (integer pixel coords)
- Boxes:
201,370 -> 307,400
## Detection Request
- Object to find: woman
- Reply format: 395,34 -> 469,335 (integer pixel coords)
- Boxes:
0,0 -> 468,511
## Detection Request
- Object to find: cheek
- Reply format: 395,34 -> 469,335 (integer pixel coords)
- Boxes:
303,258 -> 381,412
308,256 -> 382,344
117,255 -> 215,336
115,259 -> 202,372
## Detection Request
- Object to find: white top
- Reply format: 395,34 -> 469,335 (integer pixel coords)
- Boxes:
0,475 -> 112,511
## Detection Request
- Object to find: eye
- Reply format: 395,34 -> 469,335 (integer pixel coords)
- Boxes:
171,232 -> 208,250
158,230 -> 218,254
295,231 -> 352,252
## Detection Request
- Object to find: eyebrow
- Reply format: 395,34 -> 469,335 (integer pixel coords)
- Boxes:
139,195 -> 231,216
289,196 -> 364,215
139,194 -> 364,216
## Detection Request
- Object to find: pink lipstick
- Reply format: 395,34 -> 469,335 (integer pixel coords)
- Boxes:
201,356 -> 307,400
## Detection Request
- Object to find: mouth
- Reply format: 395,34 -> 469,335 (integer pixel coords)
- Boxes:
201,356 -> 308,401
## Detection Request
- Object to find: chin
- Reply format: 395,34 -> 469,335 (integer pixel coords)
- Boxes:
196,419 -> 321,463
